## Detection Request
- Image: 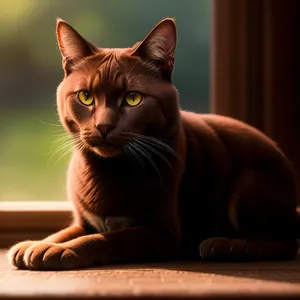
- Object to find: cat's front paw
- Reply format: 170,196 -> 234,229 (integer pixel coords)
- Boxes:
22,242 -> 84,270
8,240 -> 37,269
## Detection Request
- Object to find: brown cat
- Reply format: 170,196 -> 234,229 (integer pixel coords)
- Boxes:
8,18 -> 300,270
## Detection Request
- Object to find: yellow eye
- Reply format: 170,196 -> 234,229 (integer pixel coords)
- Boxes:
77,90 -> 94,106
124,92 -> 143,107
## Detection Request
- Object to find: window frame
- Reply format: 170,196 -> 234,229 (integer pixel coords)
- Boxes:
1,0 -> 299,248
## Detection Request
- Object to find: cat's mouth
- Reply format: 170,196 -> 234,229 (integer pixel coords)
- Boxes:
93,144 -> 123,158
83,137 -> 123,158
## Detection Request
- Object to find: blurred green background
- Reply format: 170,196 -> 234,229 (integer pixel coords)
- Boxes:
0,0 -> 210,201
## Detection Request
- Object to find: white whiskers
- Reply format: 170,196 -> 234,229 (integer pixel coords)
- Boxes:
122,132 -> 180,184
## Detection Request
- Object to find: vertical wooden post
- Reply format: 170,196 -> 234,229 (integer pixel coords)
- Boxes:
210,0 -> 300,179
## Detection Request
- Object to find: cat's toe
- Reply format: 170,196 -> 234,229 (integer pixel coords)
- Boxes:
199,237 -> 231,261
199,237 -> 249,261
7,241 -> 37,269
43,245 -> 81,270
23,242 -> 55,270
24,242 -> 82,270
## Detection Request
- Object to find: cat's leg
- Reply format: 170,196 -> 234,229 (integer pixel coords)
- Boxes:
199,169 -> 299,261
8,225 -> 87,269
199,237 -> 298,261
13,226 -> 178,270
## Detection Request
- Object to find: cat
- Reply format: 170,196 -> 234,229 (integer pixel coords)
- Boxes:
8,17 -> 300,270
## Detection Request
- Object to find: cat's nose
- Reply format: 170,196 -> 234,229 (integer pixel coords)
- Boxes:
95,123 -> 114,139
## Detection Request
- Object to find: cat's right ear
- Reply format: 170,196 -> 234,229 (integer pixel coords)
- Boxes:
130,18 -> 177,80
56,18 -> 97,76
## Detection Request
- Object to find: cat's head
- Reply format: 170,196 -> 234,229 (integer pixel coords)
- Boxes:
56,18 -> 180,158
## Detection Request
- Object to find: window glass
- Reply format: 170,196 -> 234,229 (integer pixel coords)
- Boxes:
0,0 -> 210,201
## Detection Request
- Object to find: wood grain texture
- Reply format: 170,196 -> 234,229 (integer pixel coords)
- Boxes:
1,249 -> 300,299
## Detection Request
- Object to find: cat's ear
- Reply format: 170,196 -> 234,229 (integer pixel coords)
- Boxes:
130,18 -> 177,78
56,18 -> 97,76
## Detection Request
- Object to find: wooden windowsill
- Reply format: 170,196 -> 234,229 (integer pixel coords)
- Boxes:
1,249 -> 300,299
0,202 -> 72,248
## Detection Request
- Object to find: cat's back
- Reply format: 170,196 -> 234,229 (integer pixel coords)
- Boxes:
180,111 -> 288,170
178,110 -> 296,212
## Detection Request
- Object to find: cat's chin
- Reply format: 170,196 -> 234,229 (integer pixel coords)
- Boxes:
91,145 -> 123,158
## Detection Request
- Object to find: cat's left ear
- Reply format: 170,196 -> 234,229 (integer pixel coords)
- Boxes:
56,18 -> 97,76
130,18 -> 176,78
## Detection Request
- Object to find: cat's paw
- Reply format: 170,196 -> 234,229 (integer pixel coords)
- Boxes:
199,238 -> 298,261
22,242 -> 83,270
199,237 -> 248,261
8,240 -> 37,269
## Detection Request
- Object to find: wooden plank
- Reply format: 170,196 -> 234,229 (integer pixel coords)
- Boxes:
1,250 -> 300,299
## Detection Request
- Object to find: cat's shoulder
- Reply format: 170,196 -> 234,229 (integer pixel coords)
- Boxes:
181,110 -> 247,126
179,110 -> 274,147
180,110 -> 261,134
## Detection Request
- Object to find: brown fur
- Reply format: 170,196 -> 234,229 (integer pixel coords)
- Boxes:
8,18 -> 300,270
